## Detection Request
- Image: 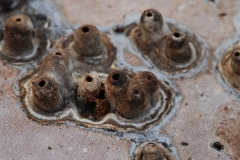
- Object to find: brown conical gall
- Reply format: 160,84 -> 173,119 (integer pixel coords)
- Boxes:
116,85 -> 146,118
73,25 -> 105,57
76,73 -> 102,105
131,71 -> 159,107
105,70 -> 130,112
138,9 -> 170,45
140,9 -> 163,34
165,31 -> 191,63
38,51 -> 70,84
3,15 -> 34,56
31,76 -> 64,113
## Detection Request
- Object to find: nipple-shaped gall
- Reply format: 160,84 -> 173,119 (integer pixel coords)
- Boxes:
138,9 -> 169,45
3,15 -> 34,57
38,51 -> 70,83
76,73 -> 102,104
31,76 -> 64,113
105,70 -> 130,112
165,31 -> 191,63
117,86 -> 146,118
73,25 -> 105,57
76,73 -> 110,119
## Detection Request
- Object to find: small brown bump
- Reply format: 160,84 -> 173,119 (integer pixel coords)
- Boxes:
141,143 -> 164,160
73,24 -> 105,57
165,31 -> 192,63
32,76 -> 64,113
231,50 -> 240,76
3,15 -> 34,56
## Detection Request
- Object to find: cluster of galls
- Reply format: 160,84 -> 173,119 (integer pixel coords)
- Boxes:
31,56 -> 160,119
31,51 -> 70,113
4,10 -> 169,120
129,9 -> 193,66
105,71 -> 159,119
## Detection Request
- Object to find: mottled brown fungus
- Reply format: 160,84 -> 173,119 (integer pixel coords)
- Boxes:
32,76 -> 64,113
231,49 -> 240,76
3,15 -> 34,56
73,25 -> 105,57
165,31 -> 191,63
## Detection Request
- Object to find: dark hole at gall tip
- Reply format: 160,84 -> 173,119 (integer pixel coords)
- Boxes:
146,12 -> 152,17
82,27 -> 89,33
133,89 -> 140,95
114,27 -> 124,33
55,52 -> 62,56
16,18 -> 21,22
112,73 -> 120,80
38,80 -> 46,87
234,51 -> 240,57
212,142 -> 224,151
147,75 -> 153,80
173,32 -> 181,38
86,76 -> 93,82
